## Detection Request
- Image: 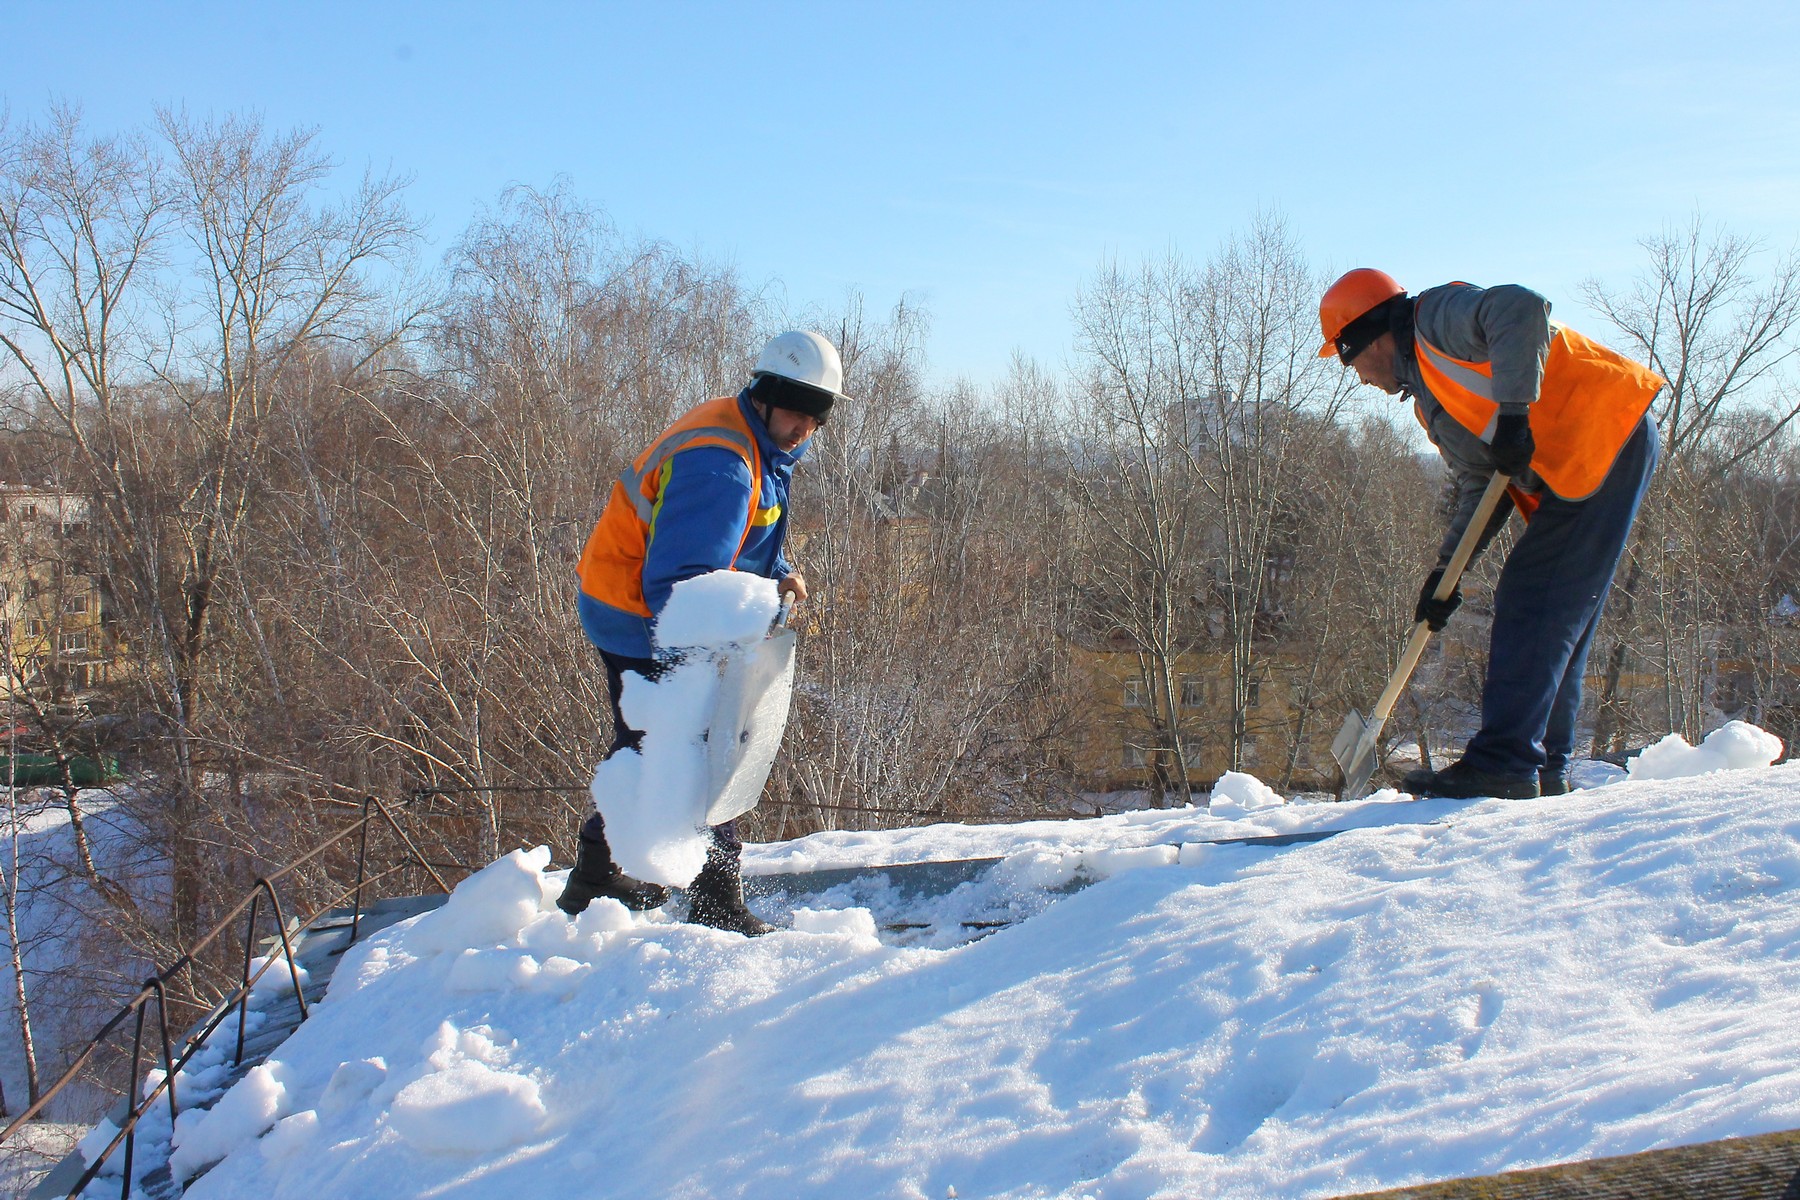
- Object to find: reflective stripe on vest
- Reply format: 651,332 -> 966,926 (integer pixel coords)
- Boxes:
621,423 -> 759,525
1413,321 -> 1663,501
576,397 -> 765,618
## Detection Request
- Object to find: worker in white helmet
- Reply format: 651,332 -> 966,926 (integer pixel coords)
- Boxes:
560,331 -> 845,934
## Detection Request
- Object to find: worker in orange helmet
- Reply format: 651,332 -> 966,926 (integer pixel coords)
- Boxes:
1319,269 -> 1663,799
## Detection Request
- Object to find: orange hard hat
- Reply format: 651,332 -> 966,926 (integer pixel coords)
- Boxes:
1317,268 -> 1406,359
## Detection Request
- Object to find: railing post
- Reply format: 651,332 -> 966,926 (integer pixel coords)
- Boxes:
147,979 -> 178,1125
235,892 -> 263,1064
350,794 -> 374,944
120,990 -> 151,1198
260,880 -> 309,1022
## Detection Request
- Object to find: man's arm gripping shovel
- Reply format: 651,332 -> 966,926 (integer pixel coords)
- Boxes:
1330,472 -> 1512,800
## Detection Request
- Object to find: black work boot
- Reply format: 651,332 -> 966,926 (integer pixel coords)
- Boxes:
557,832 -> 670,915
1401,759 -> 1539,800
685,841 -> 775,937
1539,770 -> 1570,796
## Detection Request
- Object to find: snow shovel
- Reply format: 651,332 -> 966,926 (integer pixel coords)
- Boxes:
702,600 -> 798,825
1331,472 -> 1512,801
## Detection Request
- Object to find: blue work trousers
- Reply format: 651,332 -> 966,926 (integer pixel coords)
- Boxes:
1461,416 -> 1659,779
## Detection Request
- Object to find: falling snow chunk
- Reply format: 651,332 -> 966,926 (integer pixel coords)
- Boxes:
602,661 -> 717,885
578,570 -> 791,888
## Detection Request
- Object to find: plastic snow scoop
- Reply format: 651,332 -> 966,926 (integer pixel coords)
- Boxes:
1331,472 -> 1512,801
702,602 -> 797,825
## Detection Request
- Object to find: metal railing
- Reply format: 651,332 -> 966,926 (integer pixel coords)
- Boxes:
0,792 -> 458,1199
0,777 -> 1069,1196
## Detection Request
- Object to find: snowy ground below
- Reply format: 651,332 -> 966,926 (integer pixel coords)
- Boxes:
66,726 -> 1794,1200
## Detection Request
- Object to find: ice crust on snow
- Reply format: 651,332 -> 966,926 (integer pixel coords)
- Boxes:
102,723 -> 1800,1200
1627,718 -> 1785,780
590,569 -> 782,886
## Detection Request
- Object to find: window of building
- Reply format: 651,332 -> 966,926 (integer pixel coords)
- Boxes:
1180,679 -> 1204,708
64,592 -> 89,614
59,631 -> 88,656
1179,738 -> 1203,768
1122,678 -> 1145,708
1122,742 -> 1147,768
24,618 -> 48,637
1246,680 -> 1262,708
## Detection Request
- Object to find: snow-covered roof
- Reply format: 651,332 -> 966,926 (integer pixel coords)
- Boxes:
69,723 -> 1800,1199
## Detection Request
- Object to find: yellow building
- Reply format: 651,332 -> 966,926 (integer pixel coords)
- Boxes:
1068,634 -> 1339,795
0,485 -> 115,696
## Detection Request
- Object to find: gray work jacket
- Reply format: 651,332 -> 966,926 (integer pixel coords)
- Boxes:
1394,282 -> 1553,569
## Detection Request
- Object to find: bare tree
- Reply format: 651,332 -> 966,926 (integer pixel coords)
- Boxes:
1182,214 -> 1351,771
0,106 -> 420,944
1064,253 -> 1213,805
1581,219 -> 1800,748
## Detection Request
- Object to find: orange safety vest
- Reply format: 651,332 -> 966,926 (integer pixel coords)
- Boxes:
1414,319 -> 1663,501
576,396 -> 764,618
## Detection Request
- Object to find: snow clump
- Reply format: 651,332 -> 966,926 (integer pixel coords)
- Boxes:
403,847 -> 551,955
1207,771 -> 1288,817
590,570 -> 781,887
169,1061 -> 292,1182
791,906 -> 881,945
388,1060 -> 546,1154
655,569 -> 780,650
1626,720 -> 1784,781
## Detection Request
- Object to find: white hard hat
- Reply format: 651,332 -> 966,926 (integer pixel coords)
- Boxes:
753,331 -> 846,400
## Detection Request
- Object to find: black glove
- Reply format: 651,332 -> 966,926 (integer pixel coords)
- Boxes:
1490,412 -> 1535,477
1415,569 -> 1462,632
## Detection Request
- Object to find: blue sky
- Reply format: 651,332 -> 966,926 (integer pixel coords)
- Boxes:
6,0 -> 1797,385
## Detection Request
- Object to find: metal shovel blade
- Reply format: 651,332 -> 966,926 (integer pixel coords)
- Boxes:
1331,708 -> 1381,801
703,626 -> 797,826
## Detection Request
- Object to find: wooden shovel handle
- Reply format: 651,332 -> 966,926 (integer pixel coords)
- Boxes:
1368,472 -> 1512,724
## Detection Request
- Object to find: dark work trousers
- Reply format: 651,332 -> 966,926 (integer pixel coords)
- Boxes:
579,648 -> 740,855
1461,415 -> 1660,779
